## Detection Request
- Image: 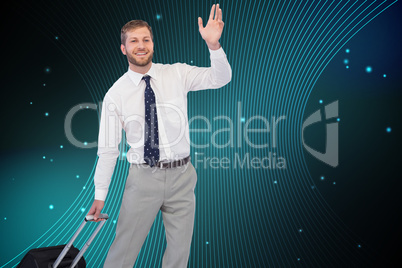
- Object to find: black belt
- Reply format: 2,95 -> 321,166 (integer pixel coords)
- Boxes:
146,155 -> 191,169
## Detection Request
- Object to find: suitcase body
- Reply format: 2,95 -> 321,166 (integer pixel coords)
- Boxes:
17,245 -> 86,268
17,214 -> 108,268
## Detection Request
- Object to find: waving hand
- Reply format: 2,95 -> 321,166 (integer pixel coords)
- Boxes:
198,4 -> 224,50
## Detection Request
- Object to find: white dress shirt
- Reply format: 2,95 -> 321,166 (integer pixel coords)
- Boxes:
94,47 -> 232,201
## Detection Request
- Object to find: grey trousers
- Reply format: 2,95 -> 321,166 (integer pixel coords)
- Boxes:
103,161 -> 197,268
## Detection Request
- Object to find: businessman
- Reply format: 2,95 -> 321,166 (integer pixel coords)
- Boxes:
88,4 -> 231,267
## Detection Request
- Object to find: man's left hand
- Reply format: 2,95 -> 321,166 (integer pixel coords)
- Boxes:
198,4 -> 224,50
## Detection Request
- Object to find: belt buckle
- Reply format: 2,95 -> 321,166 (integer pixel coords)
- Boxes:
158,156 -> 189,169
175,158 -> 185,168
177,158 -> 184,168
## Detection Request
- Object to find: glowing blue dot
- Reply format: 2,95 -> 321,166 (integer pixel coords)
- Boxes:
383,74 -> 387,78
156,14 -> 162,20
50,159 -> 54,162
343,59 -> 349,64
297,258 -> 301,261
43,156 -> 46,159
44,67 -> 51,74
206,241 -> 209,245
337,118 -> 340,122
299,229 -> 303,233
43,83 -> 46,87
195,152 -> 198,155
81,208 -> 85,212
358,244 -> 361,248
83,142 -> 88,146
320,176 -> 324,180
60,145 -> 63,149
241,117 -> 245,122
333,182 -> 336,185
76,175 -> 80,179
4,217 -> 7,220
346,65 -> 349,69
190,60 -> 194,64
55,36 -> 59,40
345,48 -> 350,53
386,127 -> 391,133
45,112 -> 49,117
319,99 -> 323,104
83,186 -> 86,190
30,102 -> 33,105
365,66 -> 372,73
274,180 -> 277,184
49,204 -> 54,210
113,220 -> 117,224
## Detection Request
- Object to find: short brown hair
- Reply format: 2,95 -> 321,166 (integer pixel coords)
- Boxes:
121,20 -> 153,45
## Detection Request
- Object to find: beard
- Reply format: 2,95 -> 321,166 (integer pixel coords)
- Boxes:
126,50 -> 154,67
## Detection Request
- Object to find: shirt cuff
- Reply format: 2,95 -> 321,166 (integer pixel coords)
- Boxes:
209,47 -> 226,59
95,189 -> 108,201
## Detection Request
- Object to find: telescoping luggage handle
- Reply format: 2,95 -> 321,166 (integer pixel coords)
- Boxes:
52,213 -> 109,268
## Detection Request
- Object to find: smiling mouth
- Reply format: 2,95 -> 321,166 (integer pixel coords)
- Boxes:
135,52 -> 148,57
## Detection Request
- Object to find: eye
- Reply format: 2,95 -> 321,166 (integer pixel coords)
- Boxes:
131,40 -> 137,43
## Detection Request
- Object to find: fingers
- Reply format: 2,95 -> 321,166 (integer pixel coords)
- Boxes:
87,207 -> 95,218
211,4 -> 222,22
93,208 -> 104,222
87,207 -> 94,215
198,17 -> 203,29
205,4 -> 222,23
209,4 -> 215,21
217,5 -> 223,22
94,207 -> 101,221
215,4 -> 220,21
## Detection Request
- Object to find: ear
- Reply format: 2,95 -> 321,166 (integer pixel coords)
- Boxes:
120,44 -> 126,55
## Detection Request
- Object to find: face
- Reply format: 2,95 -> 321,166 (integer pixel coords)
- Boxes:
121,27 -> 154,68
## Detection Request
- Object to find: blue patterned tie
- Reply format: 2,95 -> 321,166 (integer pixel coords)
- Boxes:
143,75 -> 160,167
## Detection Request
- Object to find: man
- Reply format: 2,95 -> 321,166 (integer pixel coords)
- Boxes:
88,4 -> 231,267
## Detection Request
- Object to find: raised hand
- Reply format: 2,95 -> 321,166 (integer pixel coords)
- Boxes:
198,4 -> 224,50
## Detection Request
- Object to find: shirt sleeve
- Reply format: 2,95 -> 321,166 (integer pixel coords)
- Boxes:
184,47 -> 232,92
93,93 -> 123,201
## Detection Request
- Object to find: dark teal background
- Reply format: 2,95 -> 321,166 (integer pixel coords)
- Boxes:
1,0 -> 401,267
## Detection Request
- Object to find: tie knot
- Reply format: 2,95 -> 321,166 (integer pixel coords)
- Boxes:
142,75 -> 151,85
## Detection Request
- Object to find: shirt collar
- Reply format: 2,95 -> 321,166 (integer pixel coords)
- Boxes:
127,63 -> 157,86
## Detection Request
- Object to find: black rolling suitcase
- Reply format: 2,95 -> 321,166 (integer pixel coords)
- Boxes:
17,213 -> 108,268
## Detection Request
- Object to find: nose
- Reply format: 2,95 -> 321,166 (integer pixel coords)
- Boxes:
137,41 -> 145,49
